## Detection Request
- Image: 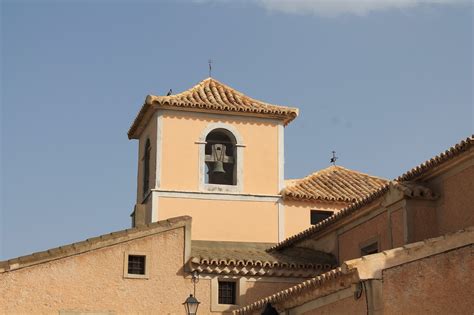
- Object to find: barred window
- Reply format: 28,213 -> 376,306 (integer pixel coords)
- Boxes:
128,255 -> 146,275
218,281 -> 236,304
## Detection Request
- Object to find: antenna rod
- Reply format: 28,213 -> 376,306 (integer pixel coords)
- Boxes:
208,59 -> 213,77
330,151 -> 338,166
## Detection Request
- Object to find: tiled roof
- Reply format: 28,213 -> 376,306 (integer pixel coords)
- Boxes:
188,240 -> 336,277
233,267 -> 357,314
236,227 -> 474,314
270,182 -> 437,251
397,135 -> 473,182
271,135 -> 473,252
128,78 -> 299,139
282,165 -> 389,202
0,216 -> 191,273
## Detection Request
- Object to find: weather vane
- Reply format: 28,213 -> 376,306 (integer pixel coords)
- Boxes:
208,59 -> 213,77
330,151 -> 338,165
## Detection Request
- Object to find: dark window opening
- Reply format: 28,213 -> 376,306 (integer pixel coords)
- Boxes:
310,210 -> 333,225
361,242 -> 378,256
218,281 -> 236,304
128,255 -> 146,275
143,139 -> 151,196
205,130 -> 236,186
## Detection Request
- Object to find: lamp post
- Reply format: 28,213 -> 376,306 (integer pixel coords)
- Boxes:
183,294 -> 200,315
183,271 -> 200,315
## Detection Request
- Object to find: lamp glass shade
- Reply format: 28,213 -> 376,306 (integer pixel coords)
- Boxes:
183,294 -> 200,315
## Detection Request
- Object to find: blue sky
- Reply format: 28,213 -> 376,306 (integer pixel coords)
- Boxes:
1,0 -> 472,259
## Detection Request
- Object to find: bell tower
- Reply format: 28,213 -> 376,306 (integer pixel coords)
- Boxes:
128,78 -> 298,242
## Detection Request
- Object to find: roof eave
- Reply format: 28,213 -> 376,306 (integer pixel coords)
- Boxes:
128,99 -> 298,139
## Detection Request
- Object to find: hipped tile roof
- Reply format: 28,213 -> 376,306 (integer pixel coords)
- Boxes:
188,240 -> 336,277
282,165 -> 388,202
128,78 -> 299,139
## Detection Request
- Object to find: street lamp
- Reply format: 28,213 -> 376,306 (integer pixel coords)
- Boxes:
183,294 -> 200,315
183,271 -> 200,315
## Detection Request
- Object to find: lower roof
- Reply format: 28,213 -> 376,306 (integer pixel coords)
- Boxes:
282,165 -> 388,202
189,240 -> 336,277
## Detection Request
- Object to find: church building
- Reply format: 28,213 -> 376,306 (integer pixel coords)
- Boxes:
1,78 -> 472,315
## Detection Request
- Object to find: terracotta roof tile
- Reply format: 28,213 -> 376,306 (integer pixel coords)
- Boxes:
233,267 -> 357,314
128,78 -> 299,139
282,165 -> 389,202
189,240 -> 336,277
397,135 -> 473,181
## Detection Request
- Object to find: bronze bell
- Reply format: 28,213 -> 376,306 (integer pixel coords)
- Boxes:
212,161 -> 225,174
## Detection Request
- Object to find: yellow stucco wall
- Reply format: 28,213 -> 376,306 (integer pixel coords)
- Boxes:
283,200 -> 348,239
158,197 -> 279,242
0,223 -> 302,314
160,110 -> 280,195
0,227 -> 200,314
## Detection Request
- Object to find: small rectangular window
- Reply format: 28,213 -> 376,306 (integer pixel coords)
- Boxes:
310,210 -> 333,225
128,255 -> 146,275
218,281 -> 236,305
361,242 -> 378,256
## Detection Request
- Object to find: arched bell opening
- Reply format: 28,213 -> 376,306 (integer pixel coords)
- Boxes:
204,129 -> 237,185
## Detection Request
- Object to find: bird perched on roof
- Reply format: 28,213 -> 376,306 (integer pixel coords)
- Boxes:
166,89 -> 172,96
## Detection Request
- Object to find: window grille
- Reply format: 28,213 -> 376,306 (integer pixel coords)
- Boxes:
218,281 -> 236,304
128,255 -> 146,275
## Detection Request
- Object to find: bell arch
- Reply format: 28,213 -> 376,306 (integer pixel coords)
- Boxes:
197,123 -> 244,192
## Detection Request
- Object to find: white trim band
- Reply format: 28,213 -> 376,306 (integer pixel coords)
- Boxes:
152,189 -> 281,202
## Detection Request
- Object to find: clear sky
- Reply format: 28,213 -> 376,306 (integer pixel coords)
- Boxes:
1,0 -> 472,259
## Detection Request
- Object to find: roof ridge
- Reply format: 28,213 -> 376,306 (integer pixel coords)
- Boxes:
396,135 -> 473,181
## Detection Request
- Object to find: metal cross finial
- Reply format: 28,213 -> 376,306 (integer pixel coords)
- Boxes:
208,59 -> 213,77
330,151 -> 338,165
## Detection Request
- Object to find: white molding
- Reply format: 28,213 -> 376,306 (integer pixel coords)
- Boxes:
278,123 -> 284,192
197,122 -> 244,193
198,122 -> 244,144
278,200 -> 285,242
152,189 -> 281,202
151,192 -> 159,222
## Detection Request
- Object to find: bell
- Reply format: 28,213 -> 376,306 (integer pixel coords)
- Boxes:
212,161 -> 225,174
